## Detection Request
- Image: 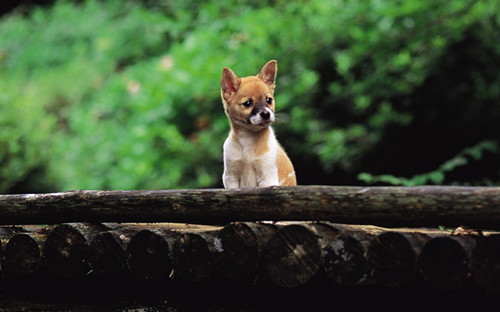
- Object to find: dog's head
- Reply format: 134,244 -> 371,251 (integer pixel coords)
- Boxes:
221,60 -> 277,131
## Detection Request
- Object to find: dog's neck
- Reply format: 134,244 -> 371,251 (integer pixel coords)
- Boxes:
229,122 -> 274,157
229,121 -> 271,139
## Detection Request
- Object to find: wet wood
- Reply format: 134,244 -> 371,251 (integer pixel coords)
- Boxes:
0,186 -> 499,228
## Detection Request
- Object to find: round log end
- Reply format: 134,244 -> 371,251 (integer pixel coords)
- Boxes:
216,222 -> 275,282
172,233 -> 214,284
261,224 -> 321,288
3,234 -> 41,276
127,230 -> 171,280
89,231 -> 127,276
367,232 -> 419,286
419,236 -> 470,290
471,235 -> 500,292
323,234 -> 368,285
44,224 -> 90,279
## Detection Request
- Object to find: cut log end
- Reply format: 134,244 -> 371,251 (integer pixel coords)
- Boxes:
261,224 -> 321,288
89,231 -> 127,276
471,235 -> 500,292
323,234 -> 368,285
44,224 -> 90,279
127,230 -> 171,280
367,232 -> 425,286
216,222 -> 276,283
172,232 -> 215,284
3,234 -> 41,276
419,236 -> 472,290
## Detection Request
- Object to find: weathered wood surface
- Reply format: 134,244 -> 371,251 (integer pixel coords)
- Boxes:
367,231 -> 429,286
0,222 -> 498,293
260,223 -> 337,288
215,222 -> 277,283
1,186 -> 500,227
171,231 -> 218,284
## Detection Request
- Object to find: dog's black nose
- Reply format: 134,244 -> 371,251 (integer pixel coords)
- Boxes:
260,111 -> 270,120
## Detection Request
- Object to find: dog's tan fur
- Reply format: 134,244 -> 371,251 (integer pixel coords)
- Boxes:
221,60 -> 296,188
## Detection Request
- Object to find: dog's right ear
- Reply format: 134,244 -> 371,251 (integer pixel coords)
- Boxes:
221,67 -> 241,100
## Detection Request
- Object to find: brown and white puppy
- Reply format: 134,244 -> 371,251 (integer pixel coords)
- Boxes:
220,60 -> 296,188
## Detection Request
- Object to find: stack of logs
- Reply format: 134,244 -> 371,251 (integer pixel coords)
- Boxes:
1,185 -> 500,301
0,221 -> 499,292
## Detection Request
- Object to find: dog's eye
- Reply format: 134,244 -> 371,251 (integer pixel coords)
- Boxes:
243,100 -> 252,108
266,97 -> 273,105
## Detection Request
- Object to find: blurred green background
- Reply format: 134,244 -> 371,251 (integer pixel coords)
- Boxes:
1,0 -> 499,193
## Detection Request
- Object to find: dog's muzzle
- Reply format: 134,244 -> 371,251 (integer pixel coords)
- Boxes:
249,106 -> 275,126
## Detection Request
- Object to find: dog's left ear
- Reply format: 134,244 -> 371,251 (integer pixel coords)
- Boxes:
257,60 -> 277,89
221,67 -> 241,100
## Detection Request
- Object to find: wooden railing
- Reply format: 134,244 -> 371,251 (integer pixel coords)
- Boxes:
1,186 -> 500,226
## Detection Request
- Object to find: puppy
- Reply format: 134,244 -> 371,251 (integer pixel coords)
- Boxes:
221,60 -> 296,188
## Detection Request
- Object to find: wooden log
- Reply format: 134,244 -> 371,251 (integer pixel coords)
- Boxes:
43,223 -> 123,278
418,235 -> 475,290
126,229 -> 171,280
320,223 -> 385,286
171,231 -> 218,284
89,231 -> 127,277
322,233 -> 369,285
260,223 -> 337,288
471,234 -> 500,292
214,222 -> 277,284
44,224 -> 91,279
366,231 -> 429,286
322,223 -> 456,286
97,223 -> 223,280
3,233 -> 42,276
63,223 -> 128,277
0,186 -> 500,228
1,225 -> 54,278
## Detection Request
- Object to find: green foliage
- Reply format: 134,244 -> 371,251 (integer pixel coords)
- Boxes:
1,0 -> 500,192
359,141 -> 499,186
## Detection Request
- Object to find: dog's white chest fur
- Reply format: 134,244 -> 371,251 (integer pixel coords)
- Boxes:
223,127 -> 279,188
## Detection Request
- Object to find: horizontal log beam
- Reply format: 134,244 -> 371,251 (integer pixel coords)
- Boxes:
0,186 -> 499,227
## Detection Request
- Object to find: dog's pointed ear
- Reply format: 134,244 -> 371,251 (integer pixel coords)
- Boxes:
221,67 -> 241,99
257,60 -> 277,88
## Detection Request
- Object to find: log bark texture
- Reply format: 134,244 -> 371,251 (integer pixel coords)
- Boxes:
0,186 -> 500,227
